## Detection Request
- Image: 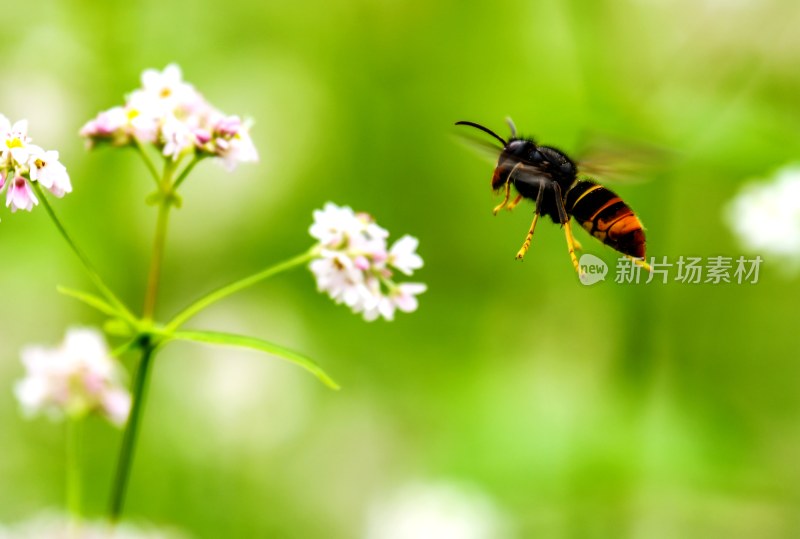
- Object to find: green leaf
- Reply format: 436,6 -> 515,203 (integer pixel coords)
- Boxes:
58,285 -> 123,318
168,330 -> 340,390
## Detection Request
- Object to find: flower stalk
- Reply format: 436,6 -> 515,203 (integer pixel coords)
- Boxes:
32,182 -> 136,325
166,248 -> 317,331
108,342 -> 155,521
66,418 -> 82,518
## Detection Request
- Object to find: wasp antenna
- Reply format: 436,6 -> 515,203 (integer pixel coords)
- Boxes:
505,117 -> 517,138
455,121 -> 507,147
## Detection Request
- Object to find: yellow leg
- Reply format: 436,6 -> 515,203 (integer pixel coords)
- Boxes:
563,221 -> 584,277
493,180 -> 512,215
515,213 -> 540,260
506,194 -> 524,212
627,255 -> 652,272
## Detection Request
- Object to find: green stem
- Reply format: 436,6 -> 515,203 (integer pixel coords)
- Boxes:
32,182 -> 136,324
142,200 -> 172,320
66,418 -> 82,518
108,343 -> 155,521
166,248 -> 317,332
134,140 -> 161,188
172,155 -> 203,191
142,161 -> 178,320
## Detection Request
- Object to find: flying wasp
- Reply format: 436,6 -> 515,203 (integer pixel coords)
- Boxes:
455,119 -> 651,277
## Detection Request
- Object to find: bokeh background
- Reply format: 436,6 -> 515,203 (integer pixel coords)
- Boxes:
2,0 -> 800,537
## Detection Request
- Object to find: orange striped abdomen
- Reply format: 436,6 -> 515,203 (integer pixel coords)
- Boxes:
565,180 -> 646,259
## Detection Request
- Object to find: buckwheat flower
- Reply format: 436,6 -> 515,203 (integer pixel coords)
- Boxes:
725,165 -> 800,268
207,115 -> 259,170
14,327 -> 131,426
0,115 -> 71,217
388,235 -> 424,275
81,64 -> 257,170
0,115 -> 32,167
5,176 -> 38,212
309,202 -> 425,321
161,113 -> 197,160
78,106 -> 129,146
28,147 -> 72,197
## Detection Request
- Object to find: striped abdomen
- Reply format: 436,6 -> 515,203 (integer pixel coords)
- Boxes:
565,180 -> 646,259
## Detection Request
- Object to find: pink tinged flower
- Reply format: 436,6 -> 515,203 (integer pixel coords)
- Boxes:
29,149 -> 72,197
6,176 -> 38,212
14,327 -> 131,426
392,283 -> 427,312
79,106 -> 127,138
213,116 -> 258,171
309,202 -> 426,321
102,388 -> 132,427
388,235 -> 423,275
0,170 -> 5,190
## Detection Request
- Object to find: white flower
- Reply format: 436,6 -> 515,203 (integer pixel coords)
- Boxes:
161,113 -> 197,160
0,115 -> 71,218
725,165 -> 800,266
309,202 -> 425,321
388,235 -> 424,275
28,147 -> 72,197
212,115 -> 259,170
0,513 -> 190,538
0,115 -> 32,167
365,481 -> 510,539
5,176 -> 38,212
81,64 -> 257,171
14,327 -> 131,426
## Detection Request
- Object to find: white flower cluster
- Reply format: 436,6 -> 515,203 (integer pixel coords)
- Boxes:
725,165 -> 800,265
0,115 -> 71,214
309,202 -> 426,321
14,328 -> 131,427
365,481 -> 510,539
0,513 -> 188,539
80,64 -> 257,170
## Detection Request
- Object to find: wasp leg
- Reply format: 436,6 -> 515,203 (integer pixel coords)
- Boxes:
493,180 -> 512,215
492,163 -> 524,215
563,221 -> 583,276
553,183 -> 584,277
506,194 -> 524,212
626,255 -> 652,272
515,182 -> 544,260
573,238 -> 583,251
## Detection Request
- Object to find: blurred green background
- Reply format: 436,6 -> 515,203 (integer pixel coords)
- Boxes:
2,0 -> 800,537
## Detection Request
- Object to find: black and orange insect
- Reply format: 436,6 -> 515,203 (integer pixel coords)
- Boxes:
456,119 -> 651,276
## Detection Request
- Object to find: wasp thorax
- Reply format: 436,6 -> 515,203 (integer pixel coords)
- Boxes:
505,139 -> 540,162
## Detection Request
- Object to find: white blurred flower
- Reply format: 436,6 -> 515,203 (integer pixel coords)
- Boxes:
80,64 -> 258,170
725,165 -> 800,267
14,327 -> 131,426
0,115 -> 69,216
309,202 -> 426,321
210,115 -> 259,170
0,513 -> 189,538
365,481 -> 511,539
388,235 -> 423,275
